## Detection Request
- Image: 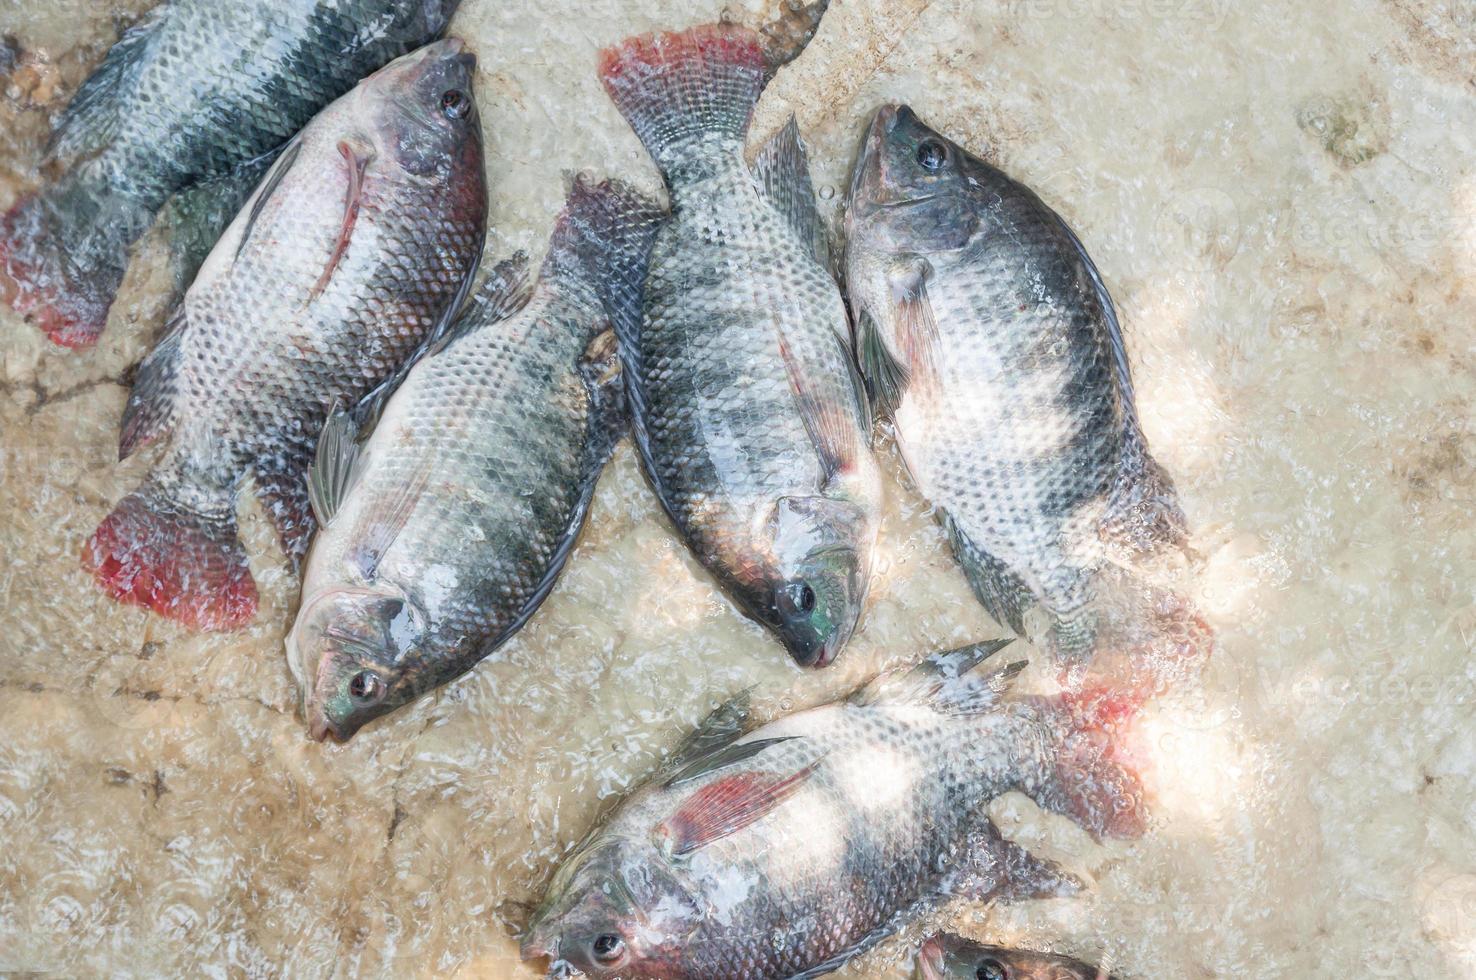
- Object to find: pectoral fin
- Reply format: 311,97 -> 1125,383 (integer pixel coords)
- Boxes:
309,139 -> 374,301
776,328 -> 865,486
887,254 -> 941,395
657,763 -> 819,857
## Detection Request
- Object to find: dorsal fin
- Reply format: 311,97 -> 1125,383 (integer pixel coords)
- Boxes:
850,639 -> 1021,713
752,116 -> 829,266
659,691 -> 754,781
664,736 -> 799,788
235,137 -> 303,261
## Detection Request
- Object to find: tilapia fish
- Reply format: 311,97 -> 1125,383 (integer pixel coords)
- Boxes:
600,22 -> 881,669
83,40 -> 486,631
522,642 -> 1147,980
916,934 -> 1117,980
844,105 -> 1202,670
0,0 -> 458,348
286,177 -> 660,742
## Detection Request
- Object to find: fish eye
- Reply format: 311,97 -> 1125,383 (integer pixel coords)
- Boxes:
916,138 -> 948,172
348,670 -> 385,703
777,581 -> 816,619
976,958 -> 1009,980
440,89 -> 470,119
590,933 -> 625,963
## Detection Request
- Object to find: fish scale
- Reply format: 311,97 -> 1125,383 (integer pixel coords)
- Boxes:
845,105 -> 1198,667
82,40 -> 486,633
602,21 -> 881,669
0,0 -> 458,347
287,178 -> 662,742
524,642 -> 1148,979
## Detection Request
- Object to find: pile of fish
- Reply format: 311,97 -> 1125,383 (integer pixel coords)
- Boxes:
0,0 -> 1216,976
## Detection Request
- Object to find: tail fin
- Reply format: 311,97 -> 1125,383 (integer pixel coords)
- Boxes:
545,174 -> 664,337
1030,686 -> 1151,840
0,180 -> 140,348
598,23 -> 767,171
82,473 -> 256,631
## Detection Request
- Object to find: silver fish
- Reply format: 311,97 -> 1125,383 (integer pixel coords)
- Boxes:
844,104 -> 1202,669
600,21 -> 882,668
916,934 -> 1118,980
522,642 -> 1147,980
0,0 -> 459,348
83,40 -> 486,632
287,177 -> 661,742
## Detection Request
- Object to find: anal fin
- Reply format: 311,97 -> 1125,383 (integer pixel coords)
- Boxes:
942,513 -> 1032,636
251,432 -> 317,572
119,312 -> 185,459
944,819 -> 1083,903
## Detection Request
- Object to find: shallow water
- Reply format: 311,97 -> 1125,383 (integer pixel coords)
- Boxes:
1,0 -> 1474,976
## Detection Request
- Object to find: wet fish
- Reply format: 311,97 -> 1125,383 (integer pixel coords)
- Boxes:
916,934 -> 1118,980
286,177 -> 661,742
599,20 -> 881,669
0,0 -> 459,348
843,105 -> 1199,667
82,40 -> 486,632
521,642 -> 1147,980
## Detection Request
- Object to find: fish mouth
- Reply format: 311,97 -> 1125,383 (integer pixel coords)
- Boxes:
781,625 -> 842,669
916,935 -> 949,980
305,707 -> 347,744
519,936 -> 579,978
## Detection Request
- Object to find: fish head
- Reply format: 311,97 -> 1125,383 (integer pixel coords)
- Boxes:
758,494 -> 871,669
846,103 -> 982,256
522,837 -> 701,978
287,585 -> 432,743
916,934 -> 1114,980
360,37 -> 482,177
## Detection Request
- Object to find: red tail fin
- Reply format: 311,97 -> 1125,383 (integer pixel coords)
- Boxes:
1041,686 -> 1151,840
598,23 -> 766,170
0,191 -> 117,348
82,482 -> 256,631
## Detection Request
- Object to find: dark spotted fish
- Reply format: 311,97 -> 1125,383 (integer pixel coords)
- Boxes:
0,0 -> 459,348
844,104 -> 1205,676
287,177 -> 661,742
83,40 -> 485,631
599,17 -> 881,669
916,934 -> 1119,980
522,642 -> 1148,980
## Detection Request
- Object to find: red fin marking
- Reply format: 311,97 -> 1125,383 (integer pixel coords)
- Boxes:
658,763 -> 818,856
598,23 -> 766,164
1048,686 -> 1151,840
83,488 -> 257,631
0,193 -> 111,348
